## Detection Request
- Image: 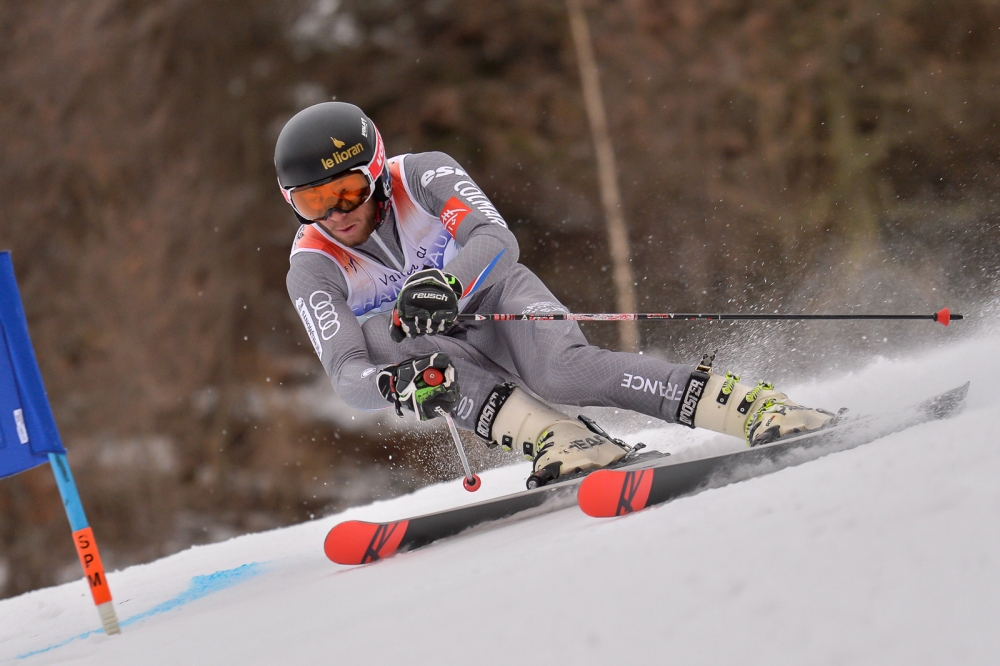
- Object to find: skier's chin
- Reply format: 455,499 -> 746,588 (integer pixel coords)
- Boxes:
331,223 -> 369,247
320,204 -> 376,247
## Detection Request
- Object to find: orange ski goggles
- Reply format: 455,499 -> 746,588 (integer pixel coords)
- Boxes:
284,169 -> 374,221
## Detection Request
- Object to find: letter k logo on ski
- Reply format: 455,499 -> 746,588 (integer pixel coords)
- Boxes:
440,197 -> 472,238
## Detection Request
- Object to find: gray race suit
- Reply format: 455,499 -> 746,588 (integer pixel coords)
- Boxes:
286,151 -> 694,434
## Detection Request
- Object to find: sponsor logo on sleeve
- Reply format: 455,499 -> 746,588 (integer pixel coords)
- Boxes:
453,180 -> 507,227
420,166 -> 468,187
440,197 -> 472,238
296,298 -> 324,359
309,290 -> 342,340
362,367 -> 376,378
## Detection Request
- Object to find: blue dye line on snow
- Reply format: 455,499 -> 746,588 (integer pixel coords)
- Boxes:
16,562 -> 265,660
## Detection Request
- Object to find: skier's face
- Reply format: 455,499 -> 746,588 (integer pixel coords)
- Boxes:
317,198 -> 378,247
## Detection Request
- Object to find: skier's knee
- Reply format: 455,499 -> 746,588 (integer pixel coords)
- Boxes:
517,345 -> 591,401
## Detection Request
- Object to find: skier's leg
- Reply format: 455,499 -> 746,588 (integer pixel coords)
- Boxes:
468,264 -> 693,422
469,265 -> 833,447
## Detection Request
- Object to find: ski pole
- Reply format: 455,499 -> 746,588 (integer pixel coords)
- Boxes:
458,307 -> 962,327
435,407 -> 482,492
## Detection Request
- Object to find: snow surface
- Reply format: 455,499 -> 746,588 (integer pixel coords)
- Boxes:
2,325 -> 999,665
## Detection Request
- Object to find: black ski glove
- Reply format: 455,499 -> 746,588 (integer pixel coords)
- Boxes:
376,352 -> 460,420
390,268 -> 463,342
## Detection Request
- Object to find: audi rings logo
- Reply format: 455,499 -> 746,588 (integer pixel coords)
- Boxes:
309,291 -> 341,341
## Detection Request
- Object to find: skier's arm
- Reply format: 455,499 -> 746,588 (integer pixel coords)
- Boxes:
403,152 -> 519,294
287,253 -> 387,410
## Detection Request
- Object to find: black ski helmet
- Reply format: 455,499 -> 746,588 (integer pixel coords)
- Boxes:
274,102 -> 391,225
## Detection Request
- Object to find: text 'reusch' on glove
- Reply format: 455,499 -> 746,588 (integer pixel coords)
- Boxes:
390,268 -> 463,342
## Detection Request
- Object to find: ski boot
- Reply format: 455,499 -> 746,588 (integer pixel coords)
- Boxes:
678,354 -> 835,446
475,383 -> 631,488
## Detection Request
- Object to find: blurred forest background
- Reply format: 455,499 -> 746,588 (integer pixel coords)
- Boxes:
2,0 -> 1000,599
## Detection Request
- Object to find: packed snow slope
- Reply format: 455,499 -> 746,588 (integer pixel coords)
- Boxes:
3,325 -> 999,665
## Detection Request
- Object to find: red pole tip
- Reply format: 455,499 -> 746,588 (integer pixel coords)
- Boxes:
463,474 -> 482,492
935,308 -> 951,326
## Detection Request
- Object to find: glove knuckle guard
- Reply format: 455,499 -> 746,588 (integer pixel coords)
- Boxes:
390,269 -> 463,341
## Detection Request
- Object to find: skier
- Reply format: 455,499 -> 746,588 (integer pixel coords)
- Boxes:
278,102 -> 834,486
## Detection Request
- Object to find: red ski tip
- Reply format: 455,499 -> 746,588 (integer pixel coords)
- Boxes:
934,308 -> 951,327
578,469 -> 654,517
324,519 -> 409,565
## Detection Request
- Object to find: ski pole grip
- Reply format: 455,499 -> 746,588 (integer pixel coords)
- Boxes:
422,368 -> 444,386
